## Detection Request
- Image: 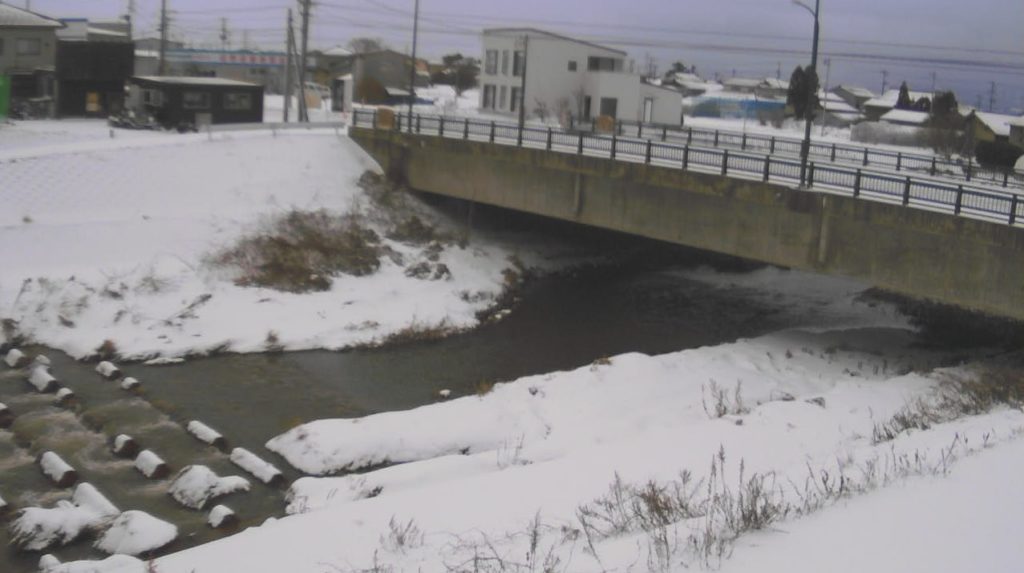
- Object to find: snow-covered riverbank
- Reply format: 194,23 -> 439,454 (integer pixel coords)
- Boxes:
0,120 -> 571,360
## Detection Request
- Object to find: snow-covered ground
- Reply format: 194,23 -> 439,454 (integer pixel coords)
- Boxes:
0,119 -> 568,359
116,270 -> 1019,572
5,113 -> 1024,573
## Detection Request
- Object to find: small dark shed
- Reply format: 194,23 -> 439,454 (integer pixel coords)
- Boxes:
126,76 -> 264,128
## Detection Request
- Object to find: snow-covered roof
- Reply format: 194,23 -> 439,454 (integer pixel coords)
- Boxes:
131,76 -> 260,87
723,77 -> 762,89
761,78 -> 789,90
879,109 -> 929,125
971,112 -> 1020,137
483,28 -> 626,56
865,89 -> 932,109
322,46 -> 352,57
668,72 -> 702,84
384,86 -> 412,97
835,85 -> 875,99
0,3 -> 63,28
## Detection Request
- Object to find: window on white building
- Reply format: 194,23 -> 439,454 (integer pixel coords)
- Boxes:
142,89 -> 165,107
15,38 -> 41,56
568,61 -> 577,72
501,50 -> 509,75
499,85 -> 508,109
511,87 -> 520,112
0,39 -> 5,56
513,51 -> 524,77
485,50 -> 498,75
587,56 -> 622,72
482,84 -> 496,109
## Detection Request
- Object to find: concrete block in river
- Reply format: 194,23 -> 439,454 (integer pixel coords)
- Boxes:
111,434 -> 140,459
27,365 -> 59,393
38,451 -> 78,488
187,420 -> 228,450
0,402 -> 13,428
230,447 -> 284,486
95,361 -> 122,380
134,450 -> 170,479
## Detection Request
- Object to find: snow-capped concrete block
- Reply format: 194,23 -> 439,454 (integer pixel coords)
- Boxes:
168,465 -> 250,510
38,554 -> 61,571
72,483 -> 119,519
39,451 -> 78,488
120,377 -> 140,391
54,387 -> 76,406
27,365 -> 59,393
186,420 -> 227,450
4,348 -> 26,368
0,493 -> 9,516
111,434 -> 140,459
93,510 -> 178,556
134,450 -> 170,479
95,361 -> 122,380
230,447 -> 284,486
0,402 -> 13,429
207,504 -> 238,529
34,354 -> 51,367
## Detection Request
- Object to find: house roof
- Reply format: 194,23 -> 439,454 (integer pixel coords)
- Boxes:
131,76 -> 260,87
482,28 -> 627,56
761,78 -> 789,90
835,85 -> 875,99
322,45 -> 353,57
865,88 -> 932,109
879,109 -> 929,125
723,77 -> 762,89
0,3 -> 64,28
971,111 -> 1021,137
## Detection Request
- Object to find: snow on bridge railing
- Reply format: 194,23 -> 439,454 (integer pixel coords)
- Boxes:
580,117 -> 1023,190
351,109 -> 1023,228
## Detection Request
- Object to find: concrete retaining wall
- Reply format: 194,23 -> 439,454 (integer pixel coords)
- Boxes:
352,128 -> 1024,321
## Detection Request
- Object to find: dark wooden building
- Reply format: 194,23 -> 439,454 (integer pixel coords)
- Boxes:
126,76 -> 264,128
56,40 -> 134,117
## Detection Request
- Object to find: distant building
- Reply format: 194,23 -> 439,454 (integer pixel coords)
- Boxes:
863,88 -> 932,121
721,77 -> 788,99
125,76 -> 264,128
662,72 -> 719,97
966,111 -> 1022,145
878,108 -> 929,127
480,28 -> 682,125
57,18 -> 130,42
55,33 -> 133,117
0,3 -> 64,116
833,85 -> 875,110
1009,117 -> 1024,148
327,49 -> 429,111
819,91 -> 863,127
135,48 -> 289,93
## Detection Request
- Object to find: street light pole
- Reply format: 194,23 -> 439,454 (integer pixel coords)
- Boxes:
794,0 -> 820,187
407,0 -> 420,128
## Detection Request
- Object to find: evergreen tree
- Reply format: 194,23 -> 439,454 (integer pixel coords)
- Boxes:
896,81 -> 912,109
786,65 -> 820,120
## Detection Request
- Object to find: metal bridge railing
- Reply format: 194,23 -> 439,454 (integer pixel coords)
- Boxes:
580,117 -> 1023,190
352,110 -> 1022,227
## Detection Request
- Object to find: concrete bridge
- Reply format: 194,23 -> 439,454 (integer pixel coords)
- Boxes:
349,111 -> 1024,322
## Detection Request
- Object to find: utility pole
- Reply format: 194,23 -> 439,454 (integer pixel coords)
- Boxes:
930,71 -> 937,95
158,0 -> 168,76
242,29 -> 250,50
220,18 -> 229,50
518,34 -> 528,128
776,62 -> 781,80
989,81 -> 996,112
125,0 -> 135,40
820,56 -> 831,136
406,0 -> 420,126
284,9 -> 294,123
298,0 -> 312,122
881,69 -> 888,94
795,0 -> 820,188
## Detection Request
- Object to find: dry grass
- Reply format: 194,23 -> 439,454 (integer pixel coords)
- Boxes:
95,339 -> 119,361
209,210 -> 382,293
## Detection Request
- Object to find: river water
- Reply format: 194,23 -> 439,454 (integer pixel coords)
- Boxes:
0,248 -> 883,572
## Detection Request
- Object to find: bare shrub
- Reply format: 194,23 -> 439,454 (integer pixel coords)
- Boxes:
95,339 -> 119,361
380,516 -> 423,553
373,319 -> 460,347
388,215 -> 438,244
210,210 -> 381,293
702,380 -> 749,419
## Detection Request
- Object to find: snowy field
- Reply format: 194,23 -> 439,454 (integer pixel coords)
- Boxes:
3,116 -> 1024,573
0,119 -> 568,360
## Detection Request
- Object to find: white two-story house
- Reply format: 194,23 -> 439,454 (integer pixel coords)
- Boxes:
479,28 -> 681,125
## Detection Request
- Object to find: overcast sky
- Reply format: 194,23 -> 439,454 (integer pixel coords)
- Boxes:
26,0 -> 1024,112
